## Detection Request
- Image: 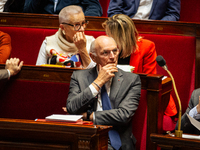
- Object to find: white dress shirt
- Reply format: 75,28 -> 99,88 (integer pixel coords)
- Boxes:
189,106 -> 200,120
54,0 -> 58,13
0,0 -> 7,12
89,70 -> 112,122
132,0 -> 153,20
89,79 -> 112,111
6,69 -> 10,79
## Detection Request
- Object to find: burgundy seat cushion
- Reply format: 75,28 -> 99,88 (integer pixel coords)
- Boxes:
0,26 -> 57,65
0,80 -> 69,120
132,89 -> 147,150
140,34 -> 195,114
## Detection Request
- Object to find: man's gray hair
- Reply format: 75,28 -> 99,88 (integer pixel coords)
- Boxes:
59,5 -> 83,24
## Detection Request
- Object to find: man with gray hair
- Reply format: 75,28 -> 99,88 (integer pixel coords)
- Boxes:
67,36 -> 141,150
36,5 -> 96,68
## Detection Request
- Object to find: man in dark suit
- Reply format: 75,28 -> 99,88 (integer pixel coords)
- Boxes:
176,88 -> 200,134
107,0 -> 180,21
3,0 -> 25,12
0,58 -> 23,80
23,0 -> 102,16
67,36 -> 141,150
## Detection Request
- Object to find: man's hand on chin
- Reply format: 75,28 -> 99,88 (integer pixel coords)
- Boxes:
94,63 -> 118,87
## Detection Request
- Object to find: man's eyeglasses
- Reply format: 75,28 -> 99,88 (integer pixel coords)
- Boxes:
62,20 -> 89,31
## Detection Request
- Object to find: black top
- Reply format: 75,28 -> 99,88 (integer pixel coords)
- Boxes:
118,52 -> 130,65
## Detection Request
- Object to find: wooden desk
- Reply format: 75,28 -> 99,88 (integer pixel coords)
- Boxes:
0,118 -> 111,150
151,133 -> 200,150
0,64 -> 172,150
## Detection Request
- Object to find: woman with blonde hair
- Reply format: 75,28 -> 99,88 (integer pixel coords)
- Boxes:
102,14 -> 177,126
102,14 -> 157,74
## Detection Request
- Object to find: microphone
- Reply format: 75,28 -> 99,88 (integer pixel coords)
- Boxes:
156,55 -> 182,138
156,55 -> 168,70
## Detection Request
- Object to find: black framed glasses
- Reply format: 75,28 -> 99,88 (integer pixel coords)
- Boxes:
62,20 -> 89,31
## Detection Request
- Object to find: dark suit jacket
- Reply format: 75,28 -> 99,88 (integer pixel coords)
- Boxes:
67,67 -> 141,150
175,88 -> 200,134
3,0 -> 25,12
107,0 -> 180,21
23,0 -> 103,16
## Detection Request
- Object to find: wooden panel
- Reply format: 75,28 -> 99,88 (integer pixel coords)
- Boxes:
0,12 -> 199,36
0,64 -> 81,83
0,118 -> 111,150
151,133 -> 200,150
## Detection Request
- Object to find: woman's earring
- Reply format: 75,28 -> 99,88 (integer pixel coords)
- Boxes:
62,30 -> 66,35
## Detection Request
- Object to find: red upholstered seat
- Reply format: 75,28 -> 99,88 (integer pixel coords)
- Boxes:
0,26 -> 57,65
132,89 -> 147,150
0,80 -> 69,120
140,34 -> 195,115
0,27 -> 105,65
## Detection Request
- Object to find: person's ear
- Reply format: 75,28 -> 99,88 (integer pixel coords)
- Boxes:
89,53 -> 97,63
59,24 -> 66,35
59,24 -> 64,29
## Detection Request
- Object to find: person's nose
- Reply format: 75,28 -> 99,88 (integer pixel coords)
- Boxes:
109,51 -> 115,59
79,25 -> 85,32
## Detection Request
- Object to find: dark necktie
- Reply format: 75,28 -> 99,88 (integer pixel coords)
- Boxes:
101,85 -> 122,150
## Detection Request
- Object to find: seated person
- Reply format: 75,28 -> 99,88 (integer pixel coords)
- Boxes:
102,14 -> 177,119
66,36 -> 141,150
176,88 -> 200,134
23,0 -> 103,17
0,57 -> 23,80
0,31 -> 12,63
107,0 -> 181,21
36,5 -> 96,68
3,0 -> 25,12
103,14 -> 157,74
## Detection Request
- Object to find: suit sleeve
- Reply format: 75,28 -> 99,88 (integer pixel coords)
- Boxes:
67,71 -> 96,114
81,0 -> 103,16
3,0 -> 25,12
107,0 -> 124,17
0,69 -> 9,80
23,0 -> 48,13
95,75 -> 141,126
161,0 -> 180,21
176,89 -> 200,133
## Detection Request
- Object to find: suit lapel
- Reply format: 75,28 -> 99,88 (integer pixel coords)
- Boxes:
110,69 -> 123,108
87,66 -> 98,84
135,0 -> 141,14
149,0 -> 158,18
87,66 -> 98,110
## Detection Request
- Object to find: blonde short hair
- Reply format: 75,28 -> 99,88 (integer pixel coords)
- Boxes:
102,14 -> 139,58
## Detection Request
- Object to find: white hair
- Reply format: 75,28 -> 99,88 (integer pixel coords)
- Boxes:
59,5 -> 83,24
